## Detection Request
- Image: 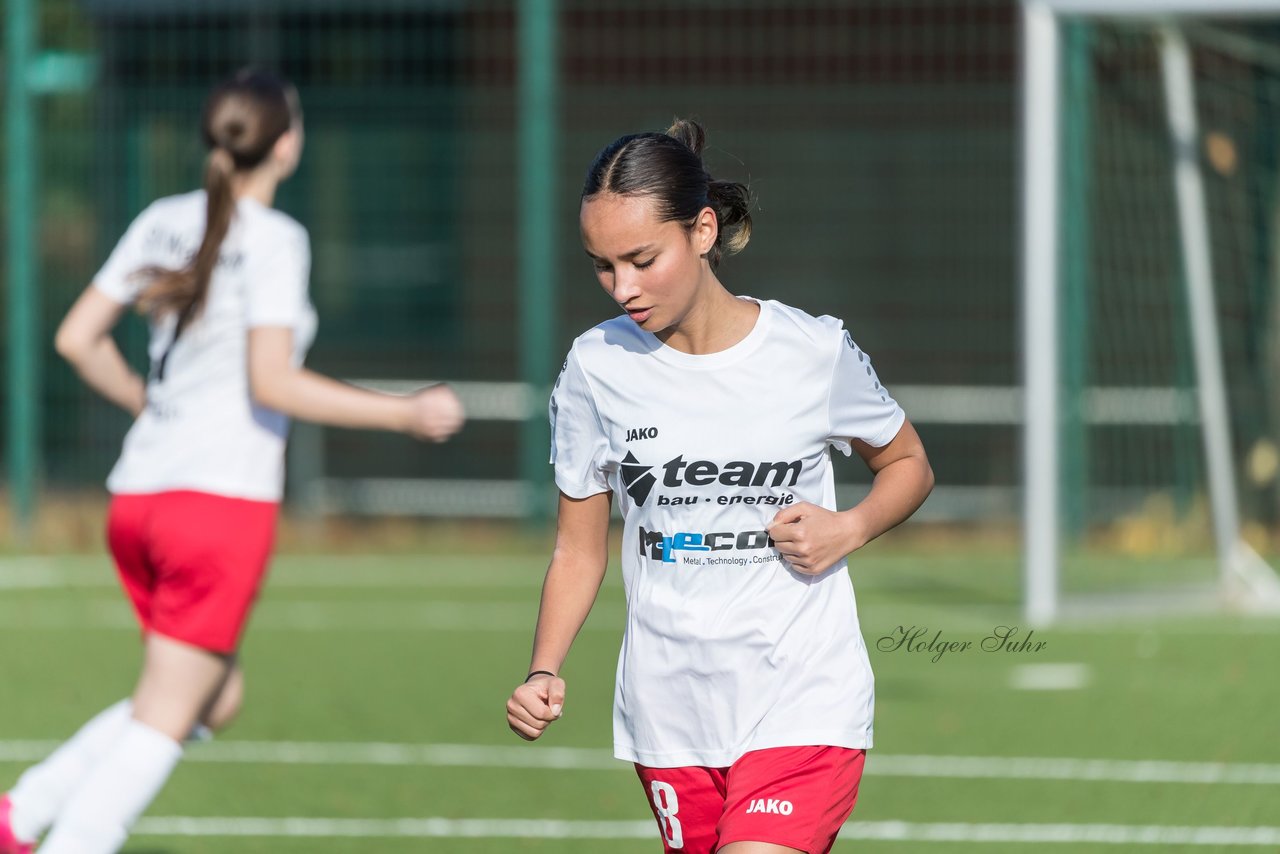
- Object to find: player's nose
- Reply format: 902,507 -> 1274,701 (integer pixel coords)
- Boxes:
612,271 -> 643,305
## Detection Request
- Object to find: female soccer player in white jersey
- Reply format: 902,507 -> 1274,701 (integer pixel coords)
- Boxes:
0,70 -> 464,854
505,120 -> 933,854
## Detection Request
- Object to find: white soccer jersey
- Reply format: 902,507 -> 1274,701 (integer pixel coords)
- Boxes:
94,191 -> 317,501
551,298 -> 906,768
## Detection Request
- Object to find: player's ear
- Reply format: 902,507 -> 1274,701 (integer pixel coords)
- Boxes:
272,126 -> 303,176
692,206 -> 718,258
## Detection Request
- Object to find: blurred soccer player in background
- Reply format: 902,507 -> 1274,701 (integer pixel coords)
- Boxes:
0,69 -> 464,854
506,119 -> 933,854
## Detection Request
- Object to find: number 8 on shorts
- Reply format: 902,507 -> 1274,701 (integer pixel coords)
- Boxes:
649,781 -> 684,849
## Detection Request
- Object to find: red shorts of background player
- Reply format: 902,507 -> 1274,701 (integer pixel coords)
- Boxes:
635,745 -> 865,854
107,491 -> 279,655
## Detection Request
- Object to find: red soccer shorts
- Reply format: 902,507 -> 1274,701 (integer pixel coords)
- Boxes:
107,491 -> 278,655
635,745 -> 866,854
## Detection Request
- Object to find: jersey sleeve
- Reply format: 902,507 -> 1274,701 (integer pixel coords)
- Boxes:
827,325 -> 906,455
549,349 -> 612,498
92,204 -> 160,304
245,224 -> 312,328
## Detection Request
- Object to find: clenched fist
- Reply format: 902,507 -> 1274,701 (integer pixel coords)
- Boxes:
507,673 -> 565,741
766,501 -> 865,575
406,384 -> 465,442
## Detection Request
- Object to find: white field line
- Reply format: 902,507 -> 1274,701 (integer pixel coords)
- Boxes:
2,740 -> 1279,784
0,600 -> 623,632
1009,662 -> 1092,690
127,817 -> 1280,845
6,561 -> 1280,635
2,599 -> 1274,636
135,816 -> 655,838
0,561 -> 552,590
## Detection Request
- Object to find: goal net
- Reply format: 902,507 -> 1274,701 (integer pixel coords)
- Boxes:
1022,0 -> 1280,622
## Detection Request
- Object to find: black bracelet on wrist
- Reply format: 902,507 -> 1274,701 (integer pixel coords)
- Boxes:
526,669 -> 556,682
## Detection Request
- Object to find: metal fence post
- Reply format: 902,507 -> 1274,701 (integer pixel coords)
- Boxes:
6,0 -> 39,539
517,0 -> 558,521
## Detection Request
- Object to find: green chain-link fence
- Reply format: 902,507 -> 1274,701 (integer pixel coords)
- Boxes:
9,1 -> 1279,543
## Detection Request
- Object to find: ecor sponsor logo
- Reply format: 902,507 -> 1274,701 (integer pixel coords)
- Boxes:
639,526 -> 776,563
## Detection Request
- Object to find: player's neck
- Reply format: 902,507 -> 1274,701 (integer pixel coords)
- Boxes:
657,281 -> 759,356
231,170 -> 279,208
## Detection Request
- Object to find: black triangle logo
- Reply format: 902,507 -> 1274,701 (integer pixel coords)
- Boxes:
621,451 -> 656,506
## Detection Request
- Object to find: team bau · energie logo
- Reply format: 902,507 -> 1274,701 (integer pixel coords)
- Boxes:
620,452 -> 801,507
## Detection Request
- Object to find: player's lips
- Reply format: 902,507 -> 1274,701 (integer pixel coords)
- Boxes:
625,306 -> 653,323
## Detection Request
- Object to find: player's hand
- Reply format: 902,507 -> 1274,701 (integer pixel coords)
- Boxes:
507,674 -> 565,741
766,502 -> 864,575
406,384 -> 465,442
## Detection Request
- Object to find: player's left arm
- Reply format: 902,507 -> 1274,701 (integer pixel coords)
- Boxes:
767,418 -> 933,574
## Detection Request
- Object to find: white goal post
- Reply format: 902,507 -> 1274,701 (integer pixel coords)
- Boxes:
1021,0 -> 1280,624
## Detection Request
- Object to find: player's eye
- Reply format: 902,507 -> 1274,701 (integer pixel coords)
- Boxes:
634,258 -> 655,270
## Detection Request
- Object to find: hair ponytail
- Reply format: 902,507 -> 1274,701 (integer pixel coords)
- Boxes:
582,117 -> 754,270
706,179 -> 752,267
135,148 -> 236,319
134,69 -> 298,321
664,118 -> 706,159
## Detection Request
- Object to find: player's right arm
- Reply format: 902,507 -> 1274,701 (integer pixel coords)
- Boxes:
54,286 -> 147,418
507,489 -> 611,741
247,327 -> 463,441
244,225 -> 463,442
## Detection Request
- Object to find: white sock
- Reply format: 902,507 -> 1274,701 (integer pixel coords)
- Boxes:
37,720 -> 183,854
6,699 -> 133,842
